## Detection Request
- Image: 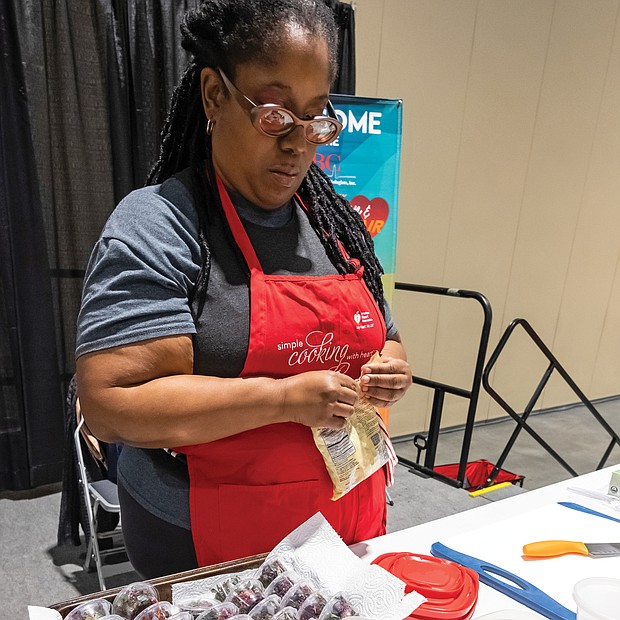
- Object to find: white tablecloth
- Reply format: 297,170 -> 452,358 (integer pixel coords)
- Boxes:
351,464 -> 620,618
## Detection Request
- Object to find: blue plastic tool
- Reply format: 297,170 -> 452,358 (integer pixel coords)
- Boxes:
558,501 -> 620,524
430,542 -> 576,620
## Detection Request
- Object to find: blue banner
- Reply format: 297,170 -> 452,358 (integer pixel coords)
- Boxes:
315,95 -> 403,300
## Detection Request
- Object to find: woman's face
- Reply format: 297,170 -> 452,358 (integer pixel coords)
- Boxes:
203,30 -> 332,210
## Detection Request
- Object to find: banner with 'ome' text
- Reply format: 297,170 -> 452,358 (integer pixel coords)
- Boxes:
314,94 -> 403,301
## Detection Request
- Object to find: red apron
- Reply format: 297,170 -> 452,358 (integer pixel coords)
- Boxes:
177,177 -> 388,566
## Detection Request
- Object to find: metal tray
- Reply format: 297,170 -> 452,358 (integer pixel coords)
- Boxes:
48,552 -> 267,618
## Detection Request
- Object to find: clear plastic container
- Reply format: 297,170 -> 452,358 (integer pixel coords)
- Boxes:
134,601 -> 176,620
225,579 -> 265,614
573,577 -> 620,620
112,582 -> 159,619
272,607 -> 298,620
265,572 -> 299,599
196,602 -> 241,620
101,616 -> 125,620
317,593 -> 357,620
177,594 -> 218,616
280,581 -> 316,610
248,594 -> 281,620
167,614 -> 193,620
65,599 -> 112,620
297,593 -> 328,620
256,557 -> 290,588
211,574 -> 244,602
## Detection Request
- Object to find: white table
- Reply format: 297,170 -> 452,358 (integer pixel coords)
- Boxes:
351,464 -> 620,618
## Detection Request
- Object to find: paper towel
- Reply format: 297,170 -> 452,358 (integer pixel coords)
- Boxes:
173,513 -> 425,620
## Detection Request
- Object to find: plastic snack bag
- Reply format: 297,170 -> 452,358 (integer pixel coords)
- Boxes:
312,352 -> 397,500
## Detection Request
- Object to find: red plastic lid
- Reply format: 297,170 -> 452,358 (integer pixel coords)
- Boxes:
372,552 -> 479,620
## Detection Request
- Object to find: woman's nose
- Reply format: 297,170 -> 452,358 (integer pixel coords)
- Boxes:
279,124 -> 308,154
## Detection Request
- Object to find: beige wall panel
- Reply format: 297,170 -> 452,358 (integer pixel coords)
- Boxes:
546,10 -> 620,405
373,0 -> 478,286
387,290 -> 438,437
498,1 -> 618,414
436,1 -> 554,427
389,291 -> 486,435
352,1 -> 620,437
349,0 -> 384,96
590,253 -> 620,397
354,0 -> 480,435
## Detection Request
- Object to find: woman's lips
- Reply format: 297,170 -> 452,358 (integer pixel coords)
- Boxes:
270,168 -> 299,188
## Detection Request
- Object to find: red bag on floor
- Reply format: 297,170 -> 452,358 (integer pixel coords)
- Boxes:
434,459 -> 524,491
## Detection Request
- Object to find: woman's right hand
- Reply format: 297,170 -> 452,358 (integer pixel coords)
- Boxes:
278,370 -> 359,429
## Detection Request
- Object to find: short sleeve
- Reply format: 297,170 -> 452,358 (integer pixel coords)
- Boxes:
76,179 -> 203,357
383,298 -> 399,340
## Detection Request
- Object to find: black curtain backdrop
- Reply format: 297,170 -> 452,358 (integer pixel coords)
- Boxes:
327,0 -> 356,95
0,0 -> 356,491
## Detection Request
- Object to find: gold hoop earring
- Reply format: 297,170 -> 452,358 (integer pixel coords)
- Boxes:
206,118 -> 214,136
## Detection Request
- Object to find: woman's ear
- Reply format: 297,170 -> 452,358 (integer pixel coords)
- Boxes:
200,67 -> 225,122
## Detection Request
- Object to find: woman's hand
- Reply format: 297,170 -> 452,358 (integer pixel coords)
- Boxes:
359,340 -> 412,408
279,370 -> 359,429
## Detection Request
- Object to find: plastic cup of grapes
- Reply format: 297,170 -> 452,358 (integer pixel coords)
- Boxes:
317,593 -> 358,620
255,556 -> 290,588
65,599 -> 112,620
265,572 -> 299,599
196,601 -> 240,620
134,601 -> 177,620
209,574 -> 244,602
297,592 -> 328,620
177,594 -> 218,616
247,594 -> 281,620
112,582 -> 160,619
280,580 -> 316,611
225,579 -> 266,614
271,607 -> 298,620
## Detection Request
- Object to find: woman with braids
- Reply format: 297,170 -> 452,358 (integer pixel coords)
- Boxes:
76,0 -> 412,578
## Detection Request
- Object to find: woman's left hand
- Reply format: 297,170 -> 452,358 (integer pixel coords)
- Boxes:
360,340 -> 412,408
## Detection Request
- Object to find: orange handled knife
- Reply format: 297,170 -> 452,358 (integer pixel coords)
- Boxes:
523,540 -> 620,558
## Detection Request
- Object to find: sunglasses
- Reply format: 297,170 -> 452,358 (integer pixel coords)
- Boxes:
218,70 -> 343,145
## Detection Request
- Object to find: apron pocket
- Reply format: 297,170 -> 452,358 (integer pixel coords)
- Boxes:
217,479 -> 321,560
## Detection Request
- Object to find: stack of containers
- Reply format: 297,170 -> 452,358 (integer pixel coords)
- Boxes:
372,552 -> 479,620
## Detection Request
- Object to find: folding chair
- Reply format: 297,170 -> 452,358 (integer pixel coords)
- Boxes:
74,416 -> 128,590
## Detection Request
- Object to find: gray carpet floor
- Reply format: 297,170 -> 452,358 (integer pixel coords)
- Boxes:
2,398 -> 618,618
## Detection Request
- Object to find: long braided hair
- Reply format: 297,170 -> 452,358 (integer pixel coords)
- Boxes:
147,0 -> 385,318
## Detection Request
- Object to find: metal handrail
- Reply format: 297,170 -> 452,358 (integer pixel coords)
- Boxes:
482,318 -> 620,485
394,283 -> 493,488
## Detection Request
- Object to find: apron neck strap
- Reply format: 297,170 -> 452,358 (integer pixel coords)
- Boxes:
216,176 -> 364,276
216,176 -> 262,273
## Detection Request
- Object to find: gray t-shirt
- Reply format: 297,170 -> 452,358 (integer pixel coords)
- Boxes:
76,169 -> 398,527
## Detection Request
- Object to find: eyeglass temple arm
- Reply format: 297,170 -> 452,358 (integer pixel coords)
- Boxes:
326,100 -> 338,118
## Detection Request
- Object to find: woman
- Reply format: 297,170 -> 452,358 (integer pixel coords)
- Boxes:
76,0 -> 412,578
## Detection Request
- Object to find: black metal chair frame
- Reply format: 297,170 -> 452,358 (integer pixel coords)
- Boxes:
481,318 -> 620,486
393,283 -> 493,488
74,416 -> 129,590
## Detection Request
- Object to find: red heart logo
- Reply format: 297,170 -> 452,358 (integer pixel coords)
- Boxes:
350,196 -> 389,237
